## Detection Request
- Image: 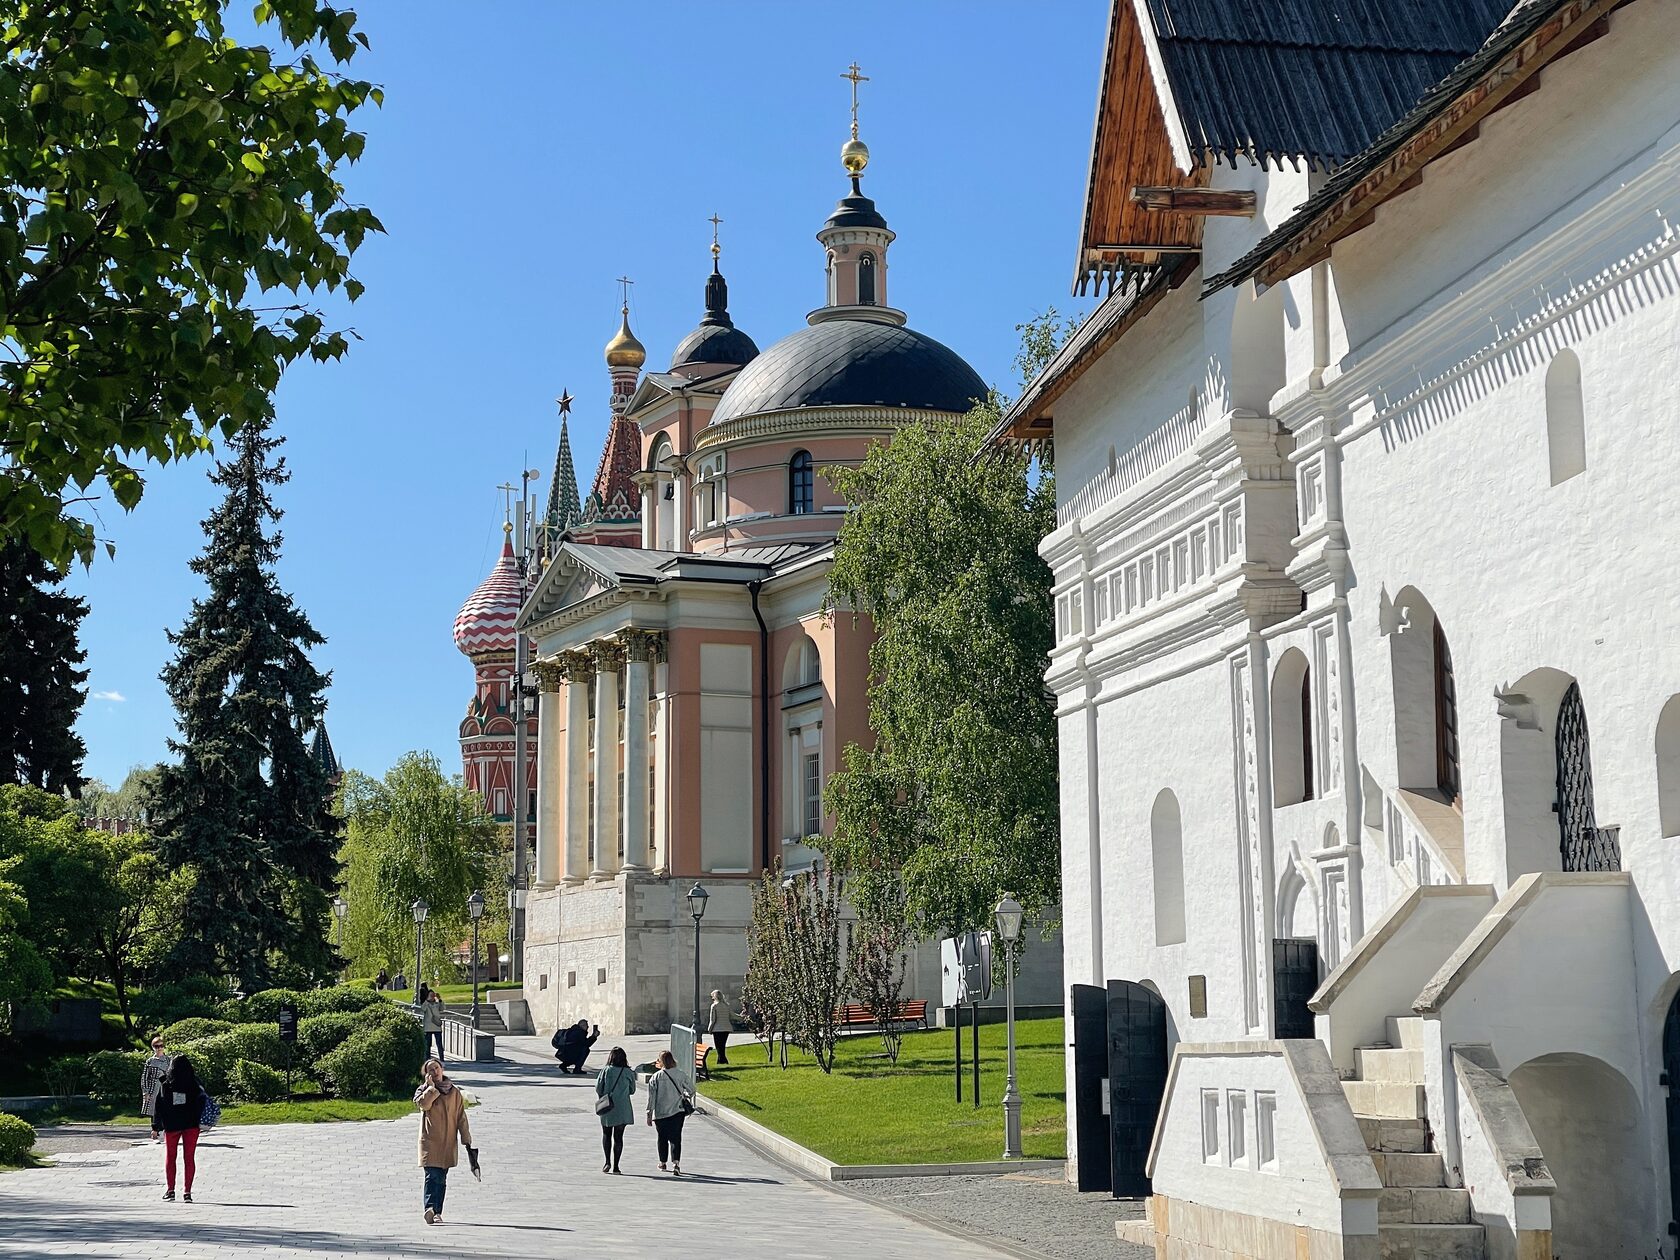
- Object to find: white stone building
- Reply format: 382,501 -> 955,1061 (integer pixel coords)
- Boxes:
994,1 -> 1680,1256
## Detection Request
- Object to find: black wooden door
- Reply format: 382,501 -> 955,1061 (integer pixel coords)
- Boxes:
1665,993 -> 1680,1239
1070,984 -> 1112,1193
1273,938 -> 1319,1039
1106,980 -> 1168,1198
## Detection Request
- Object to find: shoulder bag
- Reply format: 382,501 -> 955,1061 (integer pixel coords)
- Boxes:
594,1068 -> 618,1115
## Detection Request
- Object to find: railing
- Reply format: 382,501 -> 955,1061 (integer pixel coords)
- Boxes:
402,1003 -> 496,1063
1382,788 -> 1463,886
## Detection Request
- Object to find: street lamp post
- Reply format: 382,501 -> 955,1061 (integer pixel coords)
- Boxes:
331,896 -> 347,981
411,897 -> 429,1006
467,890 -> 486,1029
994,895 -> 1025,1160
687,882 -> 709,1036
507,878 -> 528,987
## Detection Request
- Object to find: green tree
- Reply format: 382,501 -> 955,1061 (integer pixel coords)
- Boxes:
820,314 -> 1067,940
0,783 -> 103,981
337,752 -> 501,983
73,764 -> 163,825
0,0 -> 383,568
0,539 -> 88,792
847,880 -> 912,1063
86,828 -> 195,1032
151,418 -> 338,989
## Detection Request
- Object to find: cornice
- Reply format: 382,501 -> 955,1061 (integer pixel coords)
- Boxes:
694,405 -> 953,451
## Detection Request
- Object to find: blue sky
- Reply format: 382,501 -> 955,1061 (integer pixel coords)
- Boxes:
69,1 -> 1104,787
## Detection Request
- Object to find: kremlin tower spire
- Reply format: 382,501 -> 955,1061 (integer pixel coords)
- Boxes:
541,389 -> 583,558
573,282 -> 646,548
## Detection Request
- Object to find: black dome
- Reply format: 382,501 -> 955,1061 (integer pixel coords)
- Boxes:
710,317 -> 986,426
670,267 -> 760,370
671,322 -> 759,370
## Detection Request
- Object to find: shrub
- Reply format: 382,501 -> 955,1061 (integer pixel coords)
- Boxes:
43,1056 -> 85,1102
132,978 -> 226,1028
0,1113 -> 35,1165
361,1000 -> 416,1028
297,986 -> 384,1018
296,1012 -> 362,1073
318,1020 -> 423,1100
237,989 -> 304,1024
221,1024 -> 291,1071
158,1017 -> 232,1045
228,1059 -> 289,1104
174,1033 -> 241,1096
85,1050 -> 148,1105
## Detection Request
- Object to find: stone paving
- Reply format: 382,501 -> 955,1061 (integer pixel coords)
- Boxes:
0,1034 -> 1022,1259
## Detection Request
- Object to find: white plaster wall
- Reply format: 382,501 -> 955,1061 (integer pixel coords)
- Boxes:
1152,1049 -> 1364,1236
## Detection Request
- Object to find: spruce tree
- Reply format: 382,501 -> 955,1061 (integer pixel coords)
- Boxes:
153,420 -> 337,989
0,540 -> 89,793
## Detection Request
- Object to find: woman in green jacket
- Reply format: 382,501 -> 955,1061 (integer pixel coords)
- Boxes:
595,1046 -> 636,1174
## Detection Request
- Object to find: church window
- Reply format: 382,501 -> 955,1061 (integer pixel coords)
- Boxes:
1434,621 -> 1461,805
799,637 -> 821,687
1546,349 -> 1586,485
858,252 -> 877,306
802,751 -> 822,837
1151,789 -> 1186,946
790,450 -> 815,515
826,250 -> 837,304
1270,648 -> 1314,807
1658,696 -> 1680,838
494,788 -> 507,818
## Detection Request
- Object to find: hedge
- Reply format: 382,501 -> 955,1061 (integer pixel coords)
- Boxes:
298,986 -> 384,1018
132,978 -> 226,1028
296,1012 -> 362,1073
229,1060 -> 290,1104
157,1017 -> 232,1045
85,1049 -> 148,1106
217,985 -> 385,1026
317,1020 -> 423,1100
0,1113 -> 35,1165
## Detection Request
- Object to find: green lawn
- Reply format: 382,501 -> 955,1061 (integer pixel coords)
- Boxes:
17,1094 -> 420,1129
379,983 -> 520,1005
699,1017 -> 1066,1165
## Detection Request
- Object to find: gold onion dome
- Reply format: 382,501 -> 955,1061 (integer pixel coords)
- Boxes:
604,307 -> 646,369
841,136 -> 869,176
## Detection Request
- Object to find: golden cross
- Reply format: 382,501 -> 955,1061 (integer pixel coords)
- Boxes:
616,275 -> 634,312
555,389 -> 573,418
496,481 -> 516,523
708,213 -> 723,260
842,62 -> 868,138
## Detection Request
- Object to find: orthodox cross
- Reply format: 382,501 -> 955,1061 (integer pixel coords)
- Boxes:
842,62 -> 868,139
496,481 -> 517,524
708,213 -> 723,262
555,389 -> 573,418
616,275 -> 634,313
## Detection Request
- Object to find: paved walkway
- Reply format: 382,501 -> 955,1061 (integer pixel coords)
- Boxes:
0,1035 -> 1017,1259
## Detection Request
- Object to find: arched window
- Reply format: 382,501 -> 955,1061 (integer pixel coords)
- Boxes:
649,435 -> 675,550
858,252 -> 877,306
1151,790 -> 1186,946
1546,349 -> 1586,485
1434,621 -> 1460,805
1271,649 -> 1314,806
782,634 -> 822,692
825,250 -> 836,305
1657,696 -> 1680,838
789,450 -> 814,515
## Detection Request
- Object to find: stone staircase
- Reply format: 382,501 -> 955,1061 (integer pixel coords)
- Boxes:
1345,1017 -> 1484,1260
445,1003 -> 507,1034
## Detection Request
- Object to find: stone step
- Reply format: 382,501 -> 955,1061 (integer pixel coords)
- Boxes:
1379,1186 -> 1473,1225
1358,1117 -> 1430,1153
1372,1151 -> 1448,1188
1378,1222 -> 1485,1259
1356,1046 -> 1425,1084
1386,1015 -> 1428,1050
1344,1079 -> 1427,1119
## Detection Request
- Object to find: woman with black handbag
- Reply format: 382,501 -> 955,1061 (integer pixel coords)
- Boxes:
644,1050 -> 695,1175
594,1047 -> 636,1174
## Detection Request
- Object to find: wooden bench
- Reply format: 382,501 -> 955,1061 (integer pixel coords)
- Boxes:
694,1041 -> 712,1082
836,999 -> 929,1030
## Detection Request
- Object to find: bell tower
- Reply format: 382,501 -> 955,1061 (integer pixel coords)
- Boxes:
815,63 -> 900,323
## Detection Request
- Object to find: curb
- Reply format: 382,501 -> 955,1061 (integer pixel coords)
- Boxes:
695,1090 -> 1065,1182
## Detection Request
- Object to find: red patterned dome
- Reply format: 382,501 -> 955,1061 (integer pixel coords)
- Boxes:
454,532 -> 524,657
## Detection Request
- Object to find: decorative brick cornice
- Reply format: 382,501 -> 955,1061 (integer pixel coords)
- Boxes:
694,405 -> 953,451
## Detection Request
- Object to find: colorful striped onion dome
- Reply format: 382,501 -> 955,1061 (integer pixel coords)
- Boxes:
453,532 -> 523,657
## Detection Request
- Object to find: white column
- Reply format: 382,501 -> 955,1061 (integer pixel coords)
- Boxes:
620,631 -> 661,872
590,641 -> 624,878
533,663 -> 563,890
561,652 -> 591,884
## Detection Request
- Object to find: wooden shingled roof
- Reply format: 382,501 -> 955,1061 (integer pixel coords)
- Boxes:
1075,1 -> 1205,295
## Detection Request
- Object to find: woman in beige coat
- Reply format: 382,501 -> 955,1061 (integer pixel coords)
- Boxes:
414,1059 -> 474,1225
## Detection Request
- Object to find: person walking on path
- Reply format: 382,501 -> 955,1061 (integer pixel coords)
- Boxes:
645,1050 -> 693,1175
595,1047 -> 636,1174
708,990 -> 739,1065
140,1035 -> 170,1143
420,989 -> 445,1062
414,1058 -> 474,1225
153,1055 -> 205,1202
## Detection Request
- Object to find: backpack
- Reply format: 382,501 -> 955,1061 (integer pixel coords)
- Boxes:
199,1093 -> 222,1130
